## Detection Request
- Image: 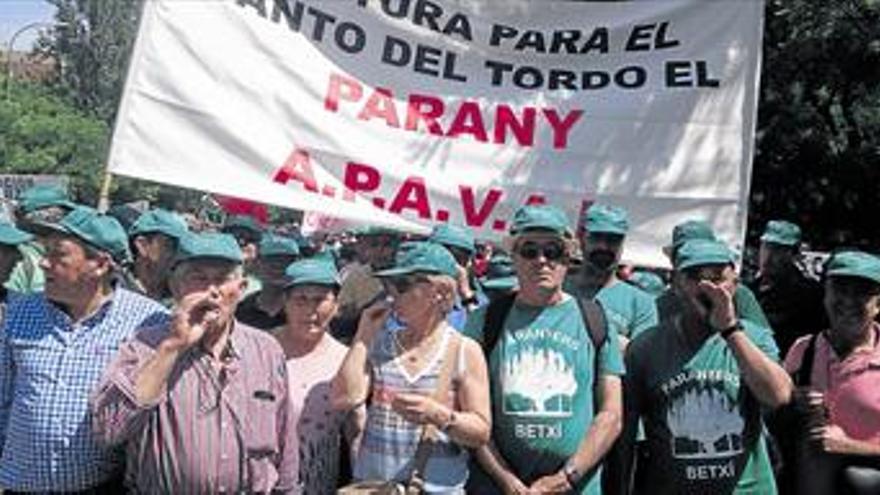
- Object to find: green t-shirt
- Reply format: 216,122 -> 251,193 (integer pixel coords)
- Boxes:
625,318 -> 779,494
595,281 -> 659,340
733,285 -> 771,329
464,294 -> 625,494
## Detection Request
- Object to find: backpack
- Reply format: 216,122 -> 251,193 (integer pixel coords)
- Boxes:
480,292 -> 609,371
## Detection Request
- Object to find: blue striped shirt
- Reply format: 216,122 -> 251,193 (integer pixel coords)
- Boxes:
0,288 -> 168,491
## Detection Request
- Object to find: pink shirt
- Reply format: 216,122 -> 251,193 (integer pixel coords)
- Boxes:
784,323 -> 880,443
90,322 -> 298,494
284,333 -> 349,495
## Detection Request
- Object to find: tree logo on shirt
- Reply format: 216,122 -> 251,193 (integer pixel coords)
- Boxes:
501,345 -> 577,417
666,386 -> 744,459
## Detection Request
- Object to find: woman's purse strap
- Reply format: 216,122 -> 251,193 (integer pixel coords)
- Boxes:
406,330 -> 462,493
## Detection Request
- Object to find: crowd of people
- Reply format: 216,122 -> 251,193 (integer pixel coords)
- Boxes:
0,183 -> 878,494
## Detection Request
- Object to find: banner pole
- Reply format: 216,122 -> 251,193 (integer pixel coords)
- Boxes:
97,168 -> 113,212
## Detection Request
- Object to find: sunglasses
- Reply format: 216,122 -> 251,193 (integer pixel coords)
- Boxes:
385,275 -> 429,294
516,241 -> 566,262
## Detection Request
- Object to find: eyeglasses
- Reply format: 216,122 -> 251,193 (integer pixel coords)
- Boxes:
385,276 -> 428,294
516,242 -> 566,262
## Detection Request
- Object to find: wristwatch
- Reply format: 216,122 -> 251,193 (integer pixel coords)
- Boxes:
720,320 -> 744,340
562,459 -> 581,486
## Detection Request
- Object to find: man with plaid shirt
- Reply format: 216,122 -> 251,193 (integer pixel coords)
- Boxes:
0,206 -> 168,492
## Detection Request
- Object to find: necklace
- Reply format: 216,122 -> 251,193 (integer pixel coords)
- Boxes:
392,325 -> 443,363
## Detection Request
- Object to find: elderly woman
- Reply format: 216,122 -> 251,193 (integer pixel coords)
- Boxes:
332,241 -> 491,494
273,258 -> 355,495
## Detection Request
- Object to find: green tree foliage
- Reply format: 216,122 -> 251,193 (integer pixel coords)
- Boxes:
0,74 -> 108,201
41,0 -> 142,125
753,0 -> 880,250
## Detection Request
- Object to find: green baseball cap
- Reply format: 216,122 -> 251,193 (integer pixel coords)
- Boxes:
129,209 -> 188,240
222,215 -> 263,239
259,234 -> 301,258
284,258 -> 340,289
375,241 -> 458,278
584,204 -> 629,235
17,184 -> 75,214
0,221 -> 33,246
480,254 -> 518,291
664,220 -> 717,259
353,225 -> 399,238
825,251 -> 880,285
628,270 -> 666,296
510,205 -> 572,237
56,206 -> 131,263
761,220 -> 801,247
174,232 -> 243,266
674,239 -> 735,271
429,224 -> 475,255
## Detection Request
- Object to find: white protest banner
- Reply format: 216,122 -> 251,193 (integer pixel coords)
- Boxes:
109,0 -> 763,266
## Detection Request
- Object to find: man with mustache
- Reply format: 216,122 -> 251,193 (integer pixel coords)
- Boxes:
91,232 -> 297,493
570,204 -> 658,351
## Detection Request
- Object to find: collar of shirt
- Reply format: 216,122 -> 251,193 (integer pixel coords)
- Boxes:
820,323 -> 880,378
44,291 -> 116,331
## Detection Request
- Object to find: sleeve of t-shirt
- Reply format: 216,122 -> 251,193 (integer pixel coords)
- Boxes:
630,290 -> 659,338
462,305 -> 487,345
597,313 -> 626,376
783,335 -> 811,374
742,320 -> 780,362
734,285 -> 772,329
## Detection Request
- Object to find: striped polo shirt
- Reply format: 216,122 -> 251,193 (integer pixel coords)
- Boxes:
90,321 -> 298,493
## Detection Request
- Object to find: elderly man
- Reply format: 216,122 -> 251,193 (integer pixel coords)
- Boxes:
569,204 -> 657,351
236,233 -> 300,330
783,251 -> 880,495
0,206 -> 168,492
465,204 -> 624,494
91,232 -> 297,493
621,238 -> 792,494
128,208 -> 189,302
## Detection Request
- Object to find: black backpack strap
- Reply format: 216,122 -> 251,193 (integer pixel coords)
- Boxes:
481,292 -> 518,358
575,295 -> 608,351
793,333 -> 819,387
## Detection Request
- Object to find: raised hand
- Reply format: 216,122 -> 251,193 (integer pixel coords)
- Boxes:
168,288 -> 224,351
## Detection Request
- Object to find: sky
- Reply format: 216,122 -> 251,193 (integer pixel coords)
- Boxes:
1,0 -> 57,51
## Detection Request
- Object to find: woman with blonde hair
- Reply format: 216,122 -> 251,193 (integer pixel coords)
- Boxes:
332,241 -> 491,494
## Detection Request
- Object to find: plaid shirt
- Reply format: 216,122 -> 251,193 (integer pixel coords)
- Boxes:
0,288 -> 168,492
